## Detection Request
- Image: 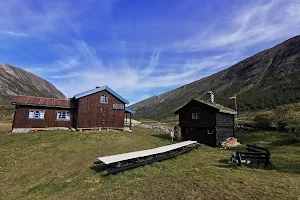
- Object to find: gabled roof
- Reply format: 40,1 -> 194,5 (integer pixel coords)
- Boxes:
11,96 -> 72,108
174,99 -> 236,115
73,85 -> 130,104
125,107 -> 136,114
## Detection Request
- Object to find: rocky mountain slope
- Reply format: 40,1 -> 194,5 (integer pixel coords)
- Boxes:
0,64 -> 66,105
130,35 -> 300,120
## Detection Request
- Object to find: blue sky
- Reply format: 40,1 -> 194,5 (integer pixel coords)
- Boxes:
1,0 -> 300,104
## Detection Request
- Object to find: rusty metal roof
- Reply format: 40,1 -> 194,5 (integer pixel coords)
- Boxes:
11,96 -> 71,108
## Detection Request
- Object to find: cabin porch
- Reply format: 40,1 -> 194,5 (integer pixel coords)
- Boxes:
124,107 -> 136,131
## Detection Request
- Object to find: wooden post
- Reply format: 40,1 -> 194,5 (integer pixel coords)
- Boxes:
130,113 -> 132,130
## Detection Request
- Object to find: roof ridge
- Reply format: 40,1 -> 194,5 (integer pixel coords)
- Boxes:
73,85 -> 129,104
174,98 -> 236,114
194,98 -> 235,111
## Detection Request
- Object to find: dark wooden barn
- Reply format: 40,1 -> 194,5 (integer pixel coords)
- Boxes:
11,85 -> 135,133
174,99 -> 236,146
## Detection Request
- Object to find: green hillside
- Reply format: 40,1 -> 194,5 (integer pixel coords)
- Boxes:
130,36 -> 300,120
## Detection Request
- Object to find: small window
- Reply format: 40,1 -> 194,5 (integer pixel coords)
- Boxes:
113,104 -> 124,110
57,111 -> 70,120
192,113 -> 201,119
100,95 -> 108,104
29,110 -> 45,119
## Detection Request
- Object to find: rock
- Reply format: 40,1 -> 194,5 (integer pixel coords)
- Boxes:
137,124 -> 170,132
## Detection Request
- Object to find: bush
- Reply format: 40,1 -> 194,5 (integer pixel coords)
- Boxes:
252,104 -> 300,141
253,111 -> 278,129
276,104 -> 300,126
276,104 -> 300,141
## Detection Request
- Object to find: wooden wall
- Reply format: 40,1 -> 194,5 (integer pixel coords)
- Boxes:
215,113 -> 234,143
181,127 -> 216,146
178,101 -> 235,146
179,102 -> 216,128
12,106 -> 71,128
75,90 -> 125,128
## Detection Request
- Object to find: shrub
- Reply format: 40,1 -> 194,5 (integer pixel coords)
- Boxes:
251,104 -> 300,141
275,104 -> 300,141
253,111 -> 278,129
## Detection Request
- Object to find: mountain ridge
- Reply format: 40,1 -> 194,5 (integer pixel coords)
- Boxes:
130,35 -> 300,120
0,64 -> 66,105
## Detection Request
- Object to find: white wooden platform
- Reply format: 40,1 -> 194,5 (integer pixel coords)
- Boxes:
96,140 -> 198,165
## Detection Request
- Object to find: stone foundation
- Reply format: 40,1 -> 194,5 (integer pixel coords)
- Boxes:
12,127 -> 69,133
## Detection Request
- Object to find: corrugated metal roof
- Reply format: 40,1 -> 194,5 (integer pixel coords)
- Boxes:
73,85 -> 130,104
125,107 -> 136,114
11,96 -> 71,108
174,99 -> 236,115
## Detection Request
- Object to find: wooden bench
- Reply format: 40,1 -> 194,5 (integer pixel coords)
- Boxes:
230,144 -> 275,169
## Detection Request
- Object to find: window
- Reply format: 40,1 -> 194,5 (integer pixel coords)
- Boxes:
57,111 -> 70,120
29,110 -> 45,119
192,113 -> 201,119
100,95 -> 108,104
113,104 -> 124,110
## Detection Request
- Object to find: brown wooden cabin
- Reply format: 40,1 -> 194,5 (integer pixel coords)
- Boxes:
11,85 -> 135,133
174,99 -> 236,146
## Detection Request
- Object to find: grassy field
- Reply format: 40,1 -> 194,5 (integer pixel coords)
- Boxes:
0,116 -> 12,134
1,125 -> 300,200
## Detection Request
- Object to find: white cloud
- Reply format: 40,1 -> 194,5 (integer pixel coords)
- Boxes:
33,40 -> 239,103
22,37 -> 238,102
0,0 -> 88,38
175,0 -> 300,51
0,31 -> 29,37
4,0 -> 299,104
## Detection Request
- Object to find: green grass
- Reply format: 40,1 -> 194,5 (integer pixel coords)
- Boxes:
0,127 -> 300,200
0,116 -> 12,134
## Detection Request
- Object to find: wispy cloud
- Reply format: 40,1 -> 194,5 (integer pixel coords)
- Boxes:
175,0 -> 300,51
1,0 -> 299,104
0,0 -> 88,39
0,30 -> 29,37
25,39 -> 239,103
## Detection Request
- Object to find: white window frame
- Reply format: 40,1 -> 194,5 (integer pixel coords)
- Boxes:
28,110 -> 45,119
100,95 -> 108,104
192,113 -> 201,120
56,111 -> 70,121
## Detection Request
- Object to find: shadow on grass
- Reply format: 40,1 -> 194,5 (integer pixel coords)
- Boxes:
151,133 -> 171,141
214,159 -> 239,169
90,164 -> 108,173
275,164 -> 300,174
216,158 -> 300,174
270,138 -> 299,146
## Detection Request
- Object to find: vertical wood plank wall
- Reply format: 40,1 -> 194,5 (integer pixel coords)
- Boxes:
76,90 -> 125,128
216,113 -> 234,143
13,106 -> 71,128
178,101 -> 235,146
179,102 -> 216,128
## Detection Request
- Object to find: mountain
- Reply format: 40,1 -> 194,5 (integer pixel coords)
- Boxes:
0,64 -> 66,105
130,35 -> 300,120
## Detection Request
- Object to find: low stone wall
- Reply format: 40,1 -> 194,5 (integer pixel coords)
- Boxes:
137,124 -> 170,133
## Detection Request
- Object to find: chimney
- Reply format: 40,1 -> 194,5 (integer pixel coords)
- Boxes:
96,86 -> 100,88
207,91 -> 215,104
